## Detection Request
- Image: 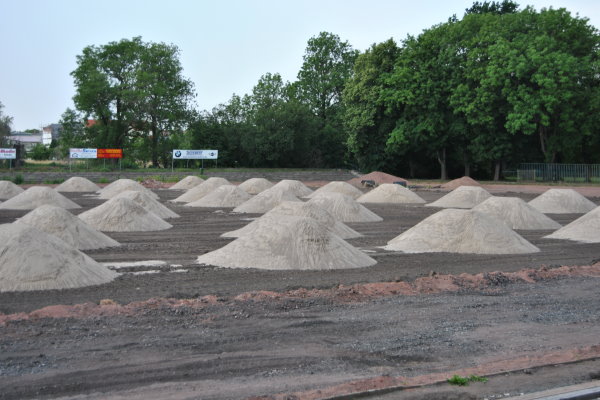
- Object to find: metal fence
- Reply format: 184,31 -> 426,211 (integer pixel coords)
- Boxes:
518,163 -> 600,183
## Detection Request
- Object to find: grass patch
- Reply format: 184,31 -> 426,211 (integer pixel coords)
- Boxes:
43,178 -> 65,185
447,374 -> 488,386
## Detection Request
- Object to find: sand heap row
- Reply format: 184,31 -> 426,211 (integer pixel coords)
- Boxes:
55,177 -> 100,192
307,181 -> 364,200
170,175 -> 205,190
97,179 -> 159,200
357,183 -> 426,204
426,186 -> 491,209
0,186 -> 81,210
237,178 -> 274,195
234,186 -> 301,213
186,185 -> 252,208
545,206 -> 600,243
528,189 -> 596,214
473,197 -> 561,230
172,177 -> 231,203
79,197 -> 172,232
0,181 -> 24,200
307,193 -> 383,222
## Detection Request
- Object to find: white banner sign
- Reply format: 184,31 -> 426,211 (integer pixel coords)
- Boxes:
0,148 -> 16,159
70,148 -> 97,159
173,149 -> 218,160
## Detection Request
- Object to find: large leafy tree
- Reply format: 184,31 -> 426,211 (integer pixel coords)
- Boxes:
0,101 -> 13,143
56,108 -> 86,157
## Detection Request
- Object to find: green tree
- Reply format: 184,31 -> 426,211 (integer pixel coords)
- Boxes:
57,108 -> 86,157
0,101 -> 13,144
28,143 -> 51,160
466,0 -> 519,15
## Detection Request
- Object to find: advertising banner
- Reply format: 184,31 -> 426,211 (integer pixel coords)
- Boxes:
0,148 -> 16,159
69,148 -> 97,159
172,149 -> 218,160
97,149 -> 123,159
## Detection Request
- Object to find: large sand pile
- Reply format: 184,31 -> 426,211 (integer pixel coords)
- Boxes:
425,186 -> 491,209
186,185 -> 252,208
528,189 -> 596,214
78,197 -> 172,232
113,190 -> 179,219
0,181 -> 24,200
441,176 -> 481,190
347,171 -> 408,187
545,206 -> 600,243
271,179 -> 313,197
55,177 -> 101,192
172,177 -> 231,203
97,179 -> 159,200
307,192 -> 383,222
198,215 -> 376,270
473,197 -> 561,230
307,181 -> 364,200
357,183 -> 426,204
223,201 -> 361,239
238,178 -> 274,195
169,175 -> 205,190
233,187 -> 302,214
17,205 -> 120,250
0,186 -> 81,210
0,223 -> 118,292
383,209 -> 539,254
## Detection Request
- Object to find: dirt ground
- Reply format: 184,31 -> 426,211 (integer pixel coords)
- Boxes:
1,183 -> 600,399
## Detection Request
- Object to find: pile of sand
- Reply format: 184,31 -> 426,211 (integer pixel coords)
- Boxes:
223,201 -> 361,239
307,181 -> 364,200
347,171 -> 408,187
79,197 -> 172,232
473,197 -> 561,230
172,177 -> 231,203
97,179 -> 159,200
545,206 -> 600,243
271,180 -> 313,197
307,192 -> 383,222
0,181 -> 24,200
441,176 -> 481,190
383,209 -> 539,254
233,187 -> 302,214
186,185 -> 252,208
17,205 -> 120,250
238,178 -> 274,195
170,176 -> 205,190
0,223 -> 118,292
198,215 -> 376,270
113,190 -> 179,219
357,183 -> 426,204
0,186 -> 81,210
426,186 -> 491,209
55,177 -> 100,192
528,189 -> 596,214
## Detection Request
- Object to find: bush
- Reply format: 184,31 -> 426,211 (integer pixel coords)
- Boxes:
12,174 -> 24,184
28,144 -> 52,161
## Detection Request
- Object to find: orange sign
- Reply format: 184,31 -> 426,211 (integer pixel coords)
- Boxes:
97,149 -> 123,159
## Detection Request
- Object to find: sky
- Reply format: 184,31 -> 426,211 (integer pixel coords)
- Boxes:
0,0 -> 598,131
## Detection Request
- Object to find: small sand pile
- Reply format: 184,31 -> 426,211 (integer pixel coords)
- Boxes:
473,197 -> 561,230
357,183 -> 426,204
79,197 -> 172,232
528,189 -> 596,214
0,181 -> 24,200
307,192 -> 383,222
172,177 -> 231,203
426,186 -> 491,209
223,201 -> 361,239
233,187 -> 302,214
441,176 -> 481,190
113,190 -> 179,219
347,171 -> 408,187
186,185 -> 252,208
383,209 -> 539,254
307,181 -> 364,200
97,179 -> 159,200
0,186 -> 81,210
55,177 -> 101,192
198,215 -> 376,270
545,206 -> 600,243
170,176 -> 205,190
238,178 -> 274,195
0,223 -> 118,292
271,180 -> 313,197
17,205 -> 120,250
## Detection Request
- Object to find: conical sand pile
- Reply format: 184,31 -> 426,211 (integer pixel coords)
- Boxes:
113,190 -> 179,219
233,187 -> 302,214
170,175 -> 205,190
78,197 -> 172,232
198,215 -> 376,270
307,192 -> 383,222
426,186 -> 491,209
172,177 -> 231,203
347,171 -> 408,187
17,205 -> 120,250
383,209 -> 539,254
473,197 -> 561,230
186,185 -> 252,208
97,179 -> 159,200
0,186 -> 81,210
441,176 -> 481,190
307,181 -> 364,200
238,178 -> 274,195
545,206 -> 600,243
55,177 -> 101,192
271,179 -> 313,197
0,181 -> 24,200
0,223 -> 118,292
357,183 -> 426,204
528,189 -> 596,214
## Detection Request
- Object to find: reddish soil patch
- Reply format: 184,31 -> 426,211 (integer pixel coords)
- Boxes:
441,176 -> 481,190
347,171 -> 409,187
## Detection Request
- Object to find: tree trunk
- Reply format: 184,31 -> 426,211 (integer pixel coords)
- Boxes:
437,148 -> 447,180
494,160 -> 501,181
151,118 -> 159,168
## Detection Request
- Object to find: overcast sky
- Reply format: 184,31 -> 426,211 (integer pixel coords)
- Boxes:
1,0 -> 598,131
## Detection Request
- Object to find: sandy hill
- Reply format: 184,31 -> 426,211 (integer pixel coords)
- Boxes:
440,176 -> 481,190
545,206 -> 600,243
347,171 -> 408,187
0,186 -> 81,210
426,186 -> 491,209
307,192 -> 383,222
78,197 -> 172,232
271,180 -> 313,197
306,181 -> 364,200
55,177 -> 101,192
97,179 -> 159,200
172,177 -> 231,203
528,189 -> 596,214
0,181 -> 24,200
473,197 -> 561,230
357,183 -> 426,204
238,178 -> 274,195
233,187 -> 302,214
186,185 -> 252,208
170,176 -> 205,190
113,190 -> 179,219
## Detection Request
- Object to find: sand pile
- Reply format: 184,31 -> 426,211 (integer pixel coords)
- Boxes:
307,181 -> 364,200
0,186 -> 81,210
347,171 -> 408,187
186,185 -> 252,208
528,189 -> 596,214
426,186 -> 491,209
172,177 -> 231,203
238,178 -> 274,195
441,176 -> 481,190
545,206 -> 600,243
233,187 -> 302,214
0,223 -> 118,292
473,197 -> 561,230
170,175 -> 205,190
223,201 -> 361,239
198,215 -> 376,270
0,181 -> 24,200
17,205 -> 120,250
55,177 -> 100,192
97,179 -> 159,200
357,183 -> 426,204
271,180 -> 313,197
113,190 -> 179,219
383,209 -> 539,254
78,197 -> 172,232
307,192 -> 383,222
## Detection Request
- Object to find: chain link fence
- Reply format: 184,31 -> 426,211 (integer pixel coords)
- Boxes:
518,163 -> 600,183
